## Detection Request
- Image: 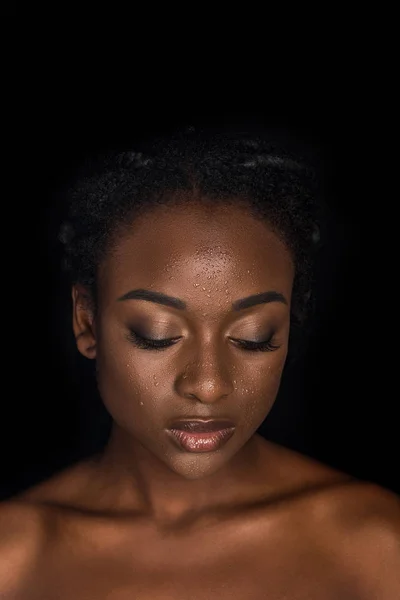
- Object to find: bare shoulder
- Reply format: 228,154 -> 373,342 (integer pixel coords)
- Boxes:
263,442 -> 400,598
320,480 -> 400,599
0,459 -> 96,597
346,482 -> 400,598
0,499 -> 45,597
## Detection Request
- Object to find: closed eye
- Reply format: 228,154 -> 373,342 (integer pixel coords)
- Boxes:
127,331 -> 181,350
127,330 -> 280,353
230,337 -> 280,352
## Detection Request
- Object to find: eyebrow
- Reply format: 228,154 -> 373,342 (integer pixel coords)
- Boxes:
118,288 -> 287,311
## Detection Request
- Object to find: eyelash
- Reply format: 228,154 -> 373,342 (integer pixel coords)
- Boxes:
127,331 -> 280,352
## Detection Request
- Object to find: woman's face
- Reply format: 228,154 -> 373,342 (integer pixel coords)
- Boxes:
74,200 -> 294,480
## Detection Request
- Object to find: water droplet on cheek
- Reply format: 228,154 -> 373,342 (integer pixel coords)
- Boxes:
140,401 -> 144,406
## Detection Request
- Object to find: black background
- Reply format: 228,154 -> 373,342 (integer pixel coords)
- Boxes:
2,75 -> 397,500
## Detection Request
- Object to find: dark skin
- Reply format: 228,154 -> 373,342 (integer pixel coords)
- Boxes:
78,200 -> 294,524
1,199 -> 399,599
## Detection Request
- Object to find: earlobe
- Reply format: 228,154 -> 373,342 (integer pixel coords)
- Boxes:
72,285 -> 97,359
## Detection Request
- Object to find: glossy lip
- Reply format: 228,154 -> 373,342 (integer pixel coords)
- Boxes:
166,427 -> 235,453
168,418 -> 235,433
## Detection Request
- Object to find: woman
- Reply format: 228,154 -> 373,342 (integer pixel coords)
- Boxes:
1,128 -> 399,599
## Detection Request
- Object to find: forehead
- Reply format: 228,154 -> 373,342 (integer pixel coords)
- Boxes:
99,201 -> 294,310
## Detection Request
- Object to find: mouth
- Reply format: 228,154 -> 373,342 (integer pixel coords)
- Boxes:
166,419 -> 236,453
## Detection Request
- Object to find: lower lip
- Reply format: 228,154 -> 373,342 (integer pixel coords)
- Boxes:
167,427 -> 235,453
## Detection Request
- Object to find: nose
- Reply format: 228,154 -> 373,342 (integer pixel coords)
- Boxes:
175,344 -> 234,404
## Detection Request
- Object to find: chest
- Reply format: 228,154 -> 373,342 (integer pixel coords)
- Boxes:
21,521 -> 358,600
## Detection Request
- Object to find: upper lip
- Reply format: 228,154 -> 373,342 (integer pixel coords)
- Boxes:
168,418 -> 235,433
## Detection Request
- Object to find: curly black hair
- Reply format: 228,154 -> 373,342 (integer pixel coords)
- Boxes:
59,127 -> 323,347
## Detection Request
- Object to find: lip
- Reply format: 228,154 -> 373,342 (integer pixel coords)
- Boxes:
166,426 -> 235,453
168,419 -> 235,433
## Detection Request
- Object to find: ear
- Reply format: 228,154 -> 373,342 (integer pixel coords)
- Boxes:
72,284 -> 97,359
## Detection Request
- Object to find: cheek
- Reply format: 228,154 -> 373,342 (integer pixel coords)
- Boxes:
236,350 -> 287,426
95,339 -> 156,428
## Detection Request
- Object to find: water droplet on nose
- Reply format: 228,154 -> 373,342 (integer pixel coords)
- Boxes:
155,382 -> 159,386
207,294 -> 211,297
202,287 -> 206,291
193,283 -> 200,287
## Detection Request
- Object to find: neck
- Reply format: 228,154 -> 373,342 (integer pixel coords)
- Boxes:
92,424 -> 265,529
